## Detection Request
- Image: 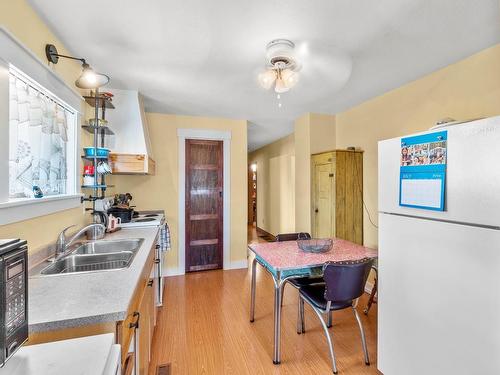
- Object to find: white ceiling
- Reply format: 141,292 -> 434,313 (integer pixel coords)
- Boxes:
29,0 -> 500,151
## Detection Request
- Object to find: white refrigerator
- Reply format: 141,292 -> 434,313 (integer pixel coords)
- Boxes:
378,116 -> 500,375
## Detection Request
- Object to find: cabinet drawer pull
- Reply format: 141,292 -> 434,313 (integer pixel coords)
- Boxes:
147,279 -> 154,287
154,259 -> 161,264
129,311 -> 140,329
155,244 -> 160,249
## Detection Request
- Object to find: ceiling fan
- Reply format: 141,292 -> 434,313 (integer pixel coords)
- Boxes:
258,39 -> 300,94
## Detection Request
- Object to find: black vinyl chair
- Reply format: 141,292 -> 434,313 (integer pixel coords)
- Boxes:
275,232 -> 311,242
297,257 -> 374,374
364,259 -> 378,315
275,232 -> 328,332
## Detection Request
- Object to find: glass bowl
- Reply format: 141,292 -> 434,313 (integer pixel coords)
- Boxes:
297,238 -> 333,253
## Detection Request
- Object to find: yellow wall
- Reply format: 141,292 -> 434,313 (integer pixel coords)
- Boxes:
336,43 -> 500,248
294,113 -> 336,233
0,0 -> 88,252
112,113 -> 248,273
310,113 -> 336,154
294,114 -> 312,232
248,134 -> 295,235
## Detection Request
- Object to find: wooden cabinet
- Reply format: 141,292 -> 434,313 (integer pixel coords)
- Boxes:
109,153 -> 156,175
116,240 -> 158,375
311,150 -> 363,244
137,276 -> 154,375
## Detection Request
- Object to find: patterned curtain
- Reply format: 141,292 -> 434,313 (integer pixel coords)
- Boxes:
8,72 -> 70,198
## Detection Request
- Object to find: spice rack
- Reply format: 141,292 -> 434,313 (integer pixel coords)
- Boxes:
81,89 -> 115,216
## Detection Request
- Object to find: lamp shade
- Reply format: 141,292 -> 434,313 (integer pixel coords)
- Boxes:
75,64 -> 109,89
274,77 -> 289,93
258,70 -> 276,90
281,69 -> 299,89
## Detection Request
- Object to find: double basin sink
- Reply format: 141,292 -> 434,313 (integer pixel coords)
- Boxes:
37,238 -> 144,276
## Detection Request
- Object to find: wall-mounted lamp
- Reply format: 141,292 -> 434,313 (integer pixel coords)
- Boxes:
45,44 -> 110,89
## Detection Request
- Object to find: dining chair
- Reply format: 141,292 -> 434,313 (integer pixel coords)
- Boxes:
297,257 -> 374,374
363,259 -> 378,314
274,232 -> 329,333
275,232 -> 311,242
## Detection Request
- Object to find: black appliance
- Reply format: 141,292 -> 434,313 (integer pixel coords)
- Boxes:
107,207 -> 134,223
0,239 -> 28,367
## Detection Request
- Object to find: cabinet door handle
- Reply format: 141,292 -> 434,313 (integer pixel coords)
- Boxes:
147,279 -> 154,287
155,244 -> 160,249
154,259 -> 160,264
129,311 -> 140,329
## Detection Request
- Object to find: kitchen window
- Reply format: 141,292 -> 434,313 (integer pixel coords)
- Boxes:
0,26 -> 83,225
8,66 -> 77,199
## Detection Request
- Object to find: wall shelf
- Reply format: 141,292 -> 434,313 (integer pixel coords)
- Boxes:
81,155 -> 109,160
82,125 -> 115,135
83,95 -> 115,109
81,184 -> 115,189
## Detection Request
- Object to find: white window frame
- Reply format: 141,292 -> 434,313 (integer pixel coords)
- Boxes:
0,27 -> 83,225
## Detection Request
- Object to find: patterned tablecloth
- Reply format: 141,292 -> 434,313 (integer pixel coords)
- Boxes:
248,238 -> 378,277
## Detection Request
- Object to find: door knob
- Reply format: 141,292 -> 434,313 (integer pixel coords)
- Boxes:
315,209 -> 319,213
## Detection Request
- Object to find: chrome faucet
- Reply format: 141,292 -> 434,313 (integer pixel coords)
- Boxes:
54,223 -> 106,260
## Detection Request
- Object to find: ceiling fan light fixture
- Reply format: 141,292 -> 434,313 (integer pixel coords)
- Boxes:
258,70 -> 277,90
281,68 -> 299,89
274,77 -> 289,93
258,39 -> 299,94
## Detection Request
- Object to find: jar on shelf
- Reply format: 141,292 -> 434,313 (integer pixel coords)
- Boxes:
83,165 -> 95,186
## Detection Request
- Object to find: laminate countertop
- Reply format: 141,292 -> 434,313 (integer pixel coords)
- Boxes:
28,226 -> 160,333
0,334 -> 117,375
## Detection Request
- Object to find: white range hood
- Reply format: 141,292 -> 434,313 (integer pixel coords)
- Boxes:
105,89 -> 155,175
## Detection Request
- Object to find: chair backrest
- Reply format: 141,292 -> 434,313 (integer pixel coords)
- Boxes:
323,258 -> 374,302
275,232 -> 311,242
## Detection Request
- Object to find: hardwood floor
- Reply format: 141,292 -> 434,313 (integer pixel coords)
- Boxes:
247,224 -> 267,244
148,261 -> 381,374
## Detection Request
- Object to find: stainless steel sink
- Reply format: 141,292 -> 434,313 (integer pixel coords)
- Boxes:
37,238 -> 144,276
40,252 -> 135,275
72,238 -> 144,255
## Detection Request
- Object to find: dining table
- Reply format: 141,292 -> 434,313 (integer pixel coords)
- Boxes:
248,238 -> 378,364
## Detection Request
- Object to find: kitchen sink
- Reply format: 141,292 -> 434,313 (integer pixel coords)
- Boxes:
72,238 -> 144,255
40,252 -> 135,275
37,238 -> 144,276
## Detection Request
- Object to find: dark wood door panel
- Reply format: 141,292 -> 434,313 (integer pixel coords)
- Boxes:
185,139 -> 223,272
187,244 -> 221,271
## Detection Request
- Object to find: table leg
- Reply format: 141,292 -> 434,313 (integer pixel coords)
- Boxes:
273,279 -> 282,364
250,257 -> 257,322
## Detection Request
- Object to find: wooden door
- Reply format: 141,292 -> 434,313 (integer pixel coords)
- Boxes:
185,139 -> 223,272
312,153 -> 335,238
335,150 -> 364,244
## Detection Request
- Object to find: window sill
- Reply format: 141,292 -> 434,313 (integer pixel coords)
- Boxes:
0,194 -> 83,225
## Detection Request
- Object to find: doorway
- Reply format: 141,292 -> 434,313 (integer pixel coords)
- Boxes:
312,153 -> 335,238
248,163 -> 257,225
185,139 -> 224,272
